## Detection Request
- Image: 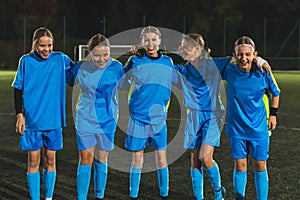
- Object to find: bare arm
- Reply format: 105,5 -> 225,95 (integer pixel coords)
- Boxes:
16,113 -> 25,135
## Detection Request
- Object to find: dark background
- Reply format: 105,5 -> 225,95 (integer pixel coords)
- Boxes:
0,1 -> 300,199
0,0 -> 300,69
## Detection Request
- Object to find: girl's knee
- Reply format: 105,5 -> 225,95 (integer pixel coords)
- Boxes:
156,159 -> 167,169
234,159 -> 247,172
132,152 -> 144,167
252,160 -> 267,172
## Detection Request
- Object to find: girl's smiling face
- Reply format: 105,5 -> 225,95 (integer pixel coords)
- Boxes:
141,32 -> 161,57
233,45 -> 257,72
35,36 -> 53,59
91,45 -> 110,68
179,39 -> 201,62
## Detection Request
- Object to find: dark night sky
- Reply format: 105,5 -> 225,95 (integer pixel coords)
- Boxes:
0,0 -> 299,62
53,0 -> 299,38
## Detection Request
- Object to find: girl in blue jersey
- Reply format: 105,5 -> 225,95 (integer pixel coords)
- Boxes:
174,33 -> 228,200
12,27 -> 74,200
68,34 -> 124,200
124,26 -> 175,200
222,36 -> 280,200
174,33 -> 271,200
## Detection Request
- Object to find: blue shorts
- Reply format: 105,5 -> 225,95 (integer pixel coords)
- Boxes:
20,128 -> 63,151
184,110 -> 222,149
229,137 -> 270,160
125,117 -> 167,151
76,130 -> 114,151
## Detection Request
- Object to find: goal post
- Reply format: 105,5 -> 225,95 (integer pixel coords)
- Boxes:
74,44 -> 180,65
75,44 -> 133,61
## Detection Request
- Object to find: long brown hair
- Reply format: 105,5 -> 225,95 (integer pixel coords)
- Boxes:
87,33 -> 110,52
181,33 -> 211,65
185,33 -> 211,57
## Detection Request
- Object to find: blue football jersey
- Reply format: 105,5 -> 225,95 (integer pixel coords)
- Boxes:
71,58 -> 124,134
12,52 -> 74,131
174,57 -> 231,111
124,53 -> 175,124
223,61 -> 281,140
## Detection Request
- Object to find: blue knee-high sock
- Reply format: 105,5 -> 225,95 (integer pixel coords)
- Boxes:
77,164 -> 92,200
94,161 -> 108,198
27,171 -> 40,200
206,162 -> 222,191
157,166 -> 169,197
190,167 -> 204,200
233,169 -> 247,197
254,170 -> 268,200
42,170 -> 56,198
130,165 -> 142,198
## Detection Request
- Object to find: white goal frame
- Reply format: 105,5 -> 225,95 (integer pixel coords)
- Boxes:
77,44 -> 133,61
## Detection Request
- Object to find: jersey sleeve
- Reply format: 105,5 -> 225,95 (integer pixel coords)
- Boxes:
124,56 -> 134,73
120,57 -> 134,91
172,64 -> 185,89
213,57 -> 234,79
266,72 -> 281,97
64,53 -> 76,86
168,59 -> 179,86
63,53 -> 75,71
66,62 -> 82,87
117,62 -> 126,90
11,56 -> 25,90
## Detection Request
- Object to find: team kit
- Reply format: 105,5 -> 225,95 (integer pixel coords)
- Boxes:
12,26 -> 280,200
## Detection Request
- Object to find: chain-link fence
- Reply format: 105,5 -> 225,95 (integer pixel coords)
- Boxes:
0,16 -> 299,70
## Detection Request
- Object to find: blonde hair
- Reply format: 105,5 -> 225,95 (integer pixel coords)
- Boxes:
135,26 -> 162,56
31,27 -> 54,51
140,26 -> 161,39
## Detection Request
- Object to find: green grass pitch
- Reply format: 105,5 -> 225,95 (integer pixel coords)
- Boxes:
0,70 -> 299,199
